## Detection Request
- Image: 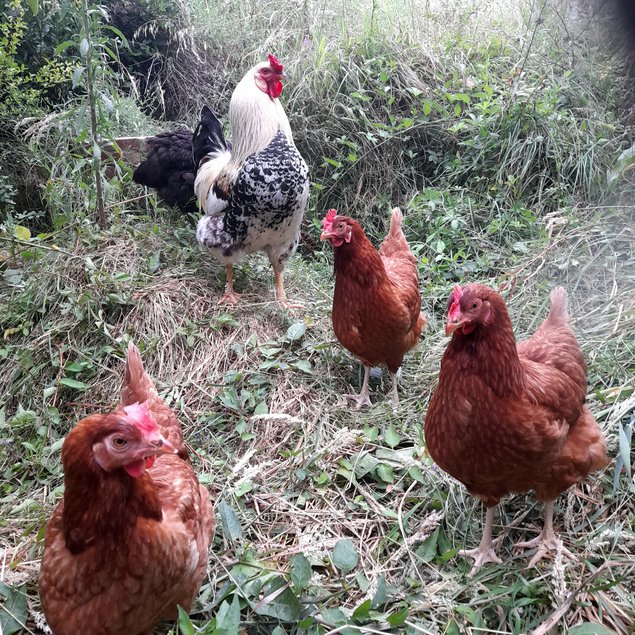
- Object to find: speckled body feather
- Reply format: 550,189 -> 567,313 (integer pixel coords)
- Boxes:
39,344 -> 215,635
424,285 -> 607,507
193,59 -> 309,275
196,130 -> 308,266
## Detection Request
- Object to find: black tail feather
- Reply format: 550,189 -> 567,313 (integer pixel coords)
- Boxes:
192,106 -> 229,167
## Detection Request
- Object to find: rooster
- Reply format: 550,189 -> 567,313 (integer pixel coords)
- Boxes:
193,54 -> 309,307
424,284 -> 607,574
320,207 -> 425,408
39,343 -> 215,634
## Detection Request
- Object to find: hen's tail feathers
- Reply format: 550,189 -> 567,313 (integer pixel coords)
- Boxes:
546,286 -> 569,327
193,106 -> 229,167
379,207 -> 412,258
121,343 -> 183,447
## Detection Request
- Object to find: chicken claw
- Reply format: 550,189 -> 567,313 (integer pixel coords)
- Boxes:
514,500 -> 574,567
218,290 -> 241,305
459,506 -> 502,576
218,265 -> 240,305
345,366 -> 372,409
459,544 -> 503,576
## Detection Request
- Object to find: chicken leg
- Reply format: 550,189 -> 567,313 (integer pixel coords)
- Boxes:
514,500 -> 573,567
390,371 -> 400,409
345,365 -> 372,409
273,269 -> 303,309
218,265 -> 241,305
459,506 -> 502,576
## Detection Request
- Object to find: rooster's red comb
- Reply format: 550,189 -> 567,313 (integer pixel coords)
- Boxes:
323,208 -> 337,229
268,53 -> 284,73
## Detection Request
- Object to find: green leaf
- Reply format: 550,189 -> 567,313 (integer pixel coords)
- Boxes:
217,499 -> 243,542
384,425 -> 400,448
271,628 -> 287,635
568,625 -> 618,635
253,400 -> 268,415
13,225 -> 31,241
59,378 -> 89,390
252,576 -> 301,621
293,359 -> 313,374
332,539 -> 358,574
26,0 -> 38,14
68,73 -> 84,98
376,463 -> 394,483
423,101 -> 432,115
286,322 -> 306,341
371,575 -> 387,609
356,570 -> 370,592
79,38 -> 89,57
352,598 -> 371,621
387,607 -> 409,627
54,40 -> 74,55
176,606 -> 195,635
416,526 -> 439,563
0,582 -> 28,635
321,607 -> 347,626
216,594 -> 241,635
290,553 -> 311,589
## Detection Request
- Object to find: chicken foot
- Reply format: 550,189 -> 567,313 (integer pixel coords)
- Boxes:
459,506 -> 503,576
218,265 -> 241,305
345,365 -> 372,409
272,269 -> 303,309
514,500 -> 574,567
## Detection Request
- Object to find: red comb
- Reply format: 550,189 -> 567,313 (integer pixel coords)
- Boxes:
123,402 -> 158,435
452,284 -> 462,302
268,53 -> 284,73
323,208 -> 337,229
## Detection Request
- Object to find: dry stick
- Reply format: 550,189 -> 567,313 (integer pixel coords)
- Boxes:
530,559 -> 634,635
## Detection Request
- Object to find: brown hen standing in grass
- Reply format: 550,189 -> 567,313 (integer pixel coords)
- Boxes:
320,207 -> 425,408
39,343 -> 215,635
424,284 -> 608,575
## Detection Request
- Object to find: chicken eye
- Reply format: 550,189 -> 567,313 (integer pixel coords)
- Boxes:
112,437 -> 128,448
471,302 -> 478,309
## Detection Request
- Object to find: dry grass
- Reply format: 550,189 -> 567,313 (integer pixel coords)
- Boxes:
0,198 -> 633,633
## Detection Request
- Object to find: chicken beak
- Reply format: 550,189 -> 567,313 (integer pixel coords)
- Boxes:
445,319 -> 463,336
320,230 -> 334,241
149,432 -> 178,456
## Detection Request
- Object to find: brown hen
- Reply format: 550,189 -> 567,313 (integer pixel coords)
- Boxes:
424,284 -> 607,574
321,207 -> 425,408
39,343 -> 215,635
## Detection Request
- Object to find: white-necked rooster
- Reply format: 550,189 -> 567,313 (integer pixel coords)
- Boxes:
193,54 -> 309,307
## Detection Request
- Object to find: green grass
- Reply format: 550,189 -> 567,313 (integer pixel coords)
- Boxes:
0,198 -> 633,634
1,0 -> 635,633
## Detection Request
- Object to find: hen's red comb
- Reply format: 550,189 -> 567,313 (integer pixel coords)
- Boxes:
447,284 -> 462,312
268,53 -> 284,73
323,208 -> 337,229
123,402 -> 158,435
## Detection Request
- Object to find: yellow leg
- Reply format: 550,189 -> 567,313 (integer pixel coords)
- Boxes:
274,269 -> 303,309
218,265 -> 241,305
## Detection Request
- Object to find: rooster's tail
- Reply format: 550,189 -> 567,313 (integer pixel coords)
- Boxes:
192,106 -> 229,166
546,286 -> 569,327
120,343 -> 183,447
379,207 -> 411,258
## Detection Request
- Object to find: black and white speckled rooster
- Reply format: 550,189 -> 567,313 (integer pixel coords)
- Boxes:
193,54 -> 309,307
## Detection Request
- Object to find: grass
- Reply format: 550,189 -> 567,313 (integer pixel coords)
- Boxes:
0,196 -> 633,633
1,0 -> 635,632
